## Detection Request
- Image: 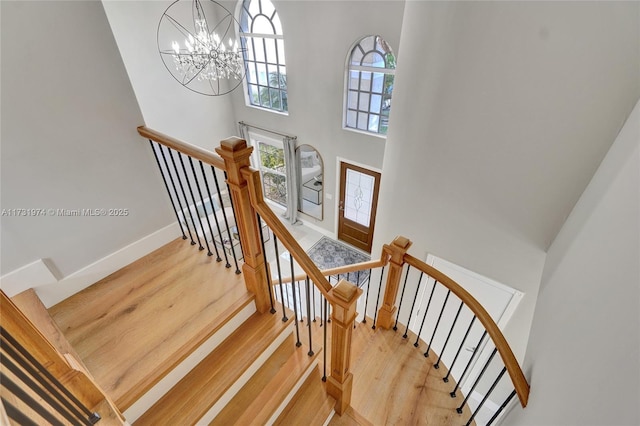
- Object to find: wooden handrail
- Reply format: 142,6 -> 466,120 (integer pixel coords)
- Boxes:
277,258 -> 387,285
403,254 -> 530,408
137,126 -> 226,170
0,291 -> 124,423
136,127 -> 528,414
240,167 -> 344,303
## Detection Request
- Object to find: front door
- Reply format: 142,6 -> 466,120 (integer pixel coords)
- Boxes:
337,162 -> 381,253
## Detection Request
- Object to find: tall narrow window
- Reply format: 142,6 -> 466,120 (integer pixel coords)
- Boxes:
248,132 -> 288,206
345,35 -> 396,136
239,0 -> 287,113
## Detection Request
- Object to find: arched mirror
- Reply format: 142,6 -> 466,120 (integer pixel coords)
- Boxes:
296,145 -> 323,220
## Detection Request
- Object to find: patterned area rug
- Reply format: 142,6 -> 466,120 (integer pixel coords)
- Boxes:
306,236 -> 370,287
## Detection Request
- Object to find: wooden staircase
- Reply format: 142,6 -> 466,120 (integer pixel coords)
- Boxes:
42,238 -> 335,425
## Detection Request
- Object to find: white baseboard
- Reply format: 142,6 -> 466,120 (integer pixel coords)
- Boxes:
28,223 -> 180,308
0,259 -> 59,298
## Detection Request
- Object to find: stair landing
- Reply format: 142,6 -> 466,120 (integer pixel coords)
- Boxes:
49,238 -> 253,411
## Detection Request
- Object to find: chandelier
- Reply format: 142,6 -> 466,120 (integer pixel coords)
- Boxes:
158,0 -> 246,96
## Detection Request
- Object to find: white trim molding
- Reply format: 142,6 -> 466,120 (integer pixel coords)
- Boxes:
1,223 -> 181,307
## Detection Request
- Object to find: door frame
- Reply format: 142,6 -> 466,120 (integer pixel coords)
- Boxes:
334,157 -> 382,253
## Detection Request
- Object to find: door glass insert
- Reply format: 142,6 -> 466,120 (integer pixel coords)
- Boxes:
344,169 -> 374,227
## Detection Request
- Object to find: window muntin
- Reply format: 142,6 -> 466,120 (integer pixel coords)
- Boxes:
239,0 -> 287,113
345,35 -> 395,135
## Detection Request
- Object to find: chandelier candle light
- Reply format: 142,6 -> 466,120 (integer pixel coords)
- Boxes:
158,0 -> 246,96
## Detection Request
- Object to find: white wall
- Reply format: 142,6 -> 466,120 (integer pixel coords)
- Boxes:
227,0 -> 405,233
101,0 -> 238,151
372,0 -> 640,364
0,1 -> 174,277
503,99 -> 639,425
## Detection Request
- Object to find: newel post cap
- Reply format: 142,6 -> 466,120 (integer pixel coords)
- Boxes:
333,280 -> 359,304
391,236 -> 412,251
219,137 -> 247,152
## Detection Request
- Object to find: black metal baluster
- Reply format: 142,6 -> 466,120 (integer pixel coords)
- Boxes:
456,347 -> 499,412
211,166 -> 241,273
425,289 -> 451,357
356,270 -> 361,287
361,268 -> 372,324
168,149 -> 199,247
197,162 -> 223,261
305,277 -> 314,356
403,272 -> 424,338
393,265 -> 411,331
1,374 -> 65,426
312,282 -> 317,322
322,297 -> 328,381
161,146 -> 195,244
0,327 -> 99,423
2,397 -> 39,426
297,280 -> 303,322
223,171 -> 243,255
1,354 -> 90,425
188,157 -> 214,256
435,301 -> 464,369
414,279 -> 438,347
319,294 -> 324,327
272,236 -> 288,322
450,330 -> 488,397
257,214 -> 276,314
289,252 -> 302,347
200,165 -> 233,268
486,390 -> 517,426
444,316 -> 477,383
148,141 -> 187,240
465,367 -> 507,425
177,152 -> 205,250
372,266 -> 385,329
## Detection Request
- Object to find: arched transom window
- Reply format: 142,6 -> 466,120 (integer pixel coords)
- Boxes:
345,35 -> 396,135
239,0 -> 287,113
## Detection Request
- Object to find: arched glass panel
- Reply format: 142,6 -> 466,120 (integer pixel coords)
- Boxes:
239,0 -> 287,113
345,35 -> 396,135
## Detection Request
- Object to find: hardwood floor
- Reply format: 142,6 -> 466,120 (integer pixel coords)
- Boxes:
304,317 -> 476,425
49,238 -> 254,411
45,235 -> 477,425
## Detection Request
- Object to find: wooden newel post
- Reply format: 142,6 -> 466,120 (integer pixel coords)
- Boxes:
377,236 -> 412,329
326,279 -> 362,415
216,137 -> 273,314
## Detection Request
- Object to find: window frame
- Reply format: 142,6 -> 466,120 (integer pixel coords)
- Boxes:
247,131 -> 288,208
237,0 -> 288,114
343,35 -> 396,138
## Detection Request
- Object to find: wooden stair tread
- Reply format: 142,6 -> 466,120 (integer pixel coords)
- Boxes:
273,366 -> 335,426
49,238 -> 253,410
134,310 -> 293,426
210,336 -> 320,426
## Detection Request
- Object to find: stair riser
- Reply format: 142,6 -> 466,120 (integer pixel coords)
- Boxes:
265,359 -> 319,425
123,300 -> 256,422
197,324 -> 295,424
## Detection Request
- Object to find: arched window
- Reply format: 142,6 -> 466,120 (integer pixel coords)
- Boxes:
239,0 -> 287,113
345,35 -> 396,135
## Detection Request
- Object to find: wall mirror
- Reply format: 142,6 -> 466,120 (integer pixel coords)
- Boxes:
296,145 -> 323,220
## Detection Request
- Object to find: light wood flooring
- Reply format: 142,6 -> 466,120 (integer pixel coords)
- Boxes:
49,238 -> 253,411
300,316 -> 476,425
47,235 -> 475,425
